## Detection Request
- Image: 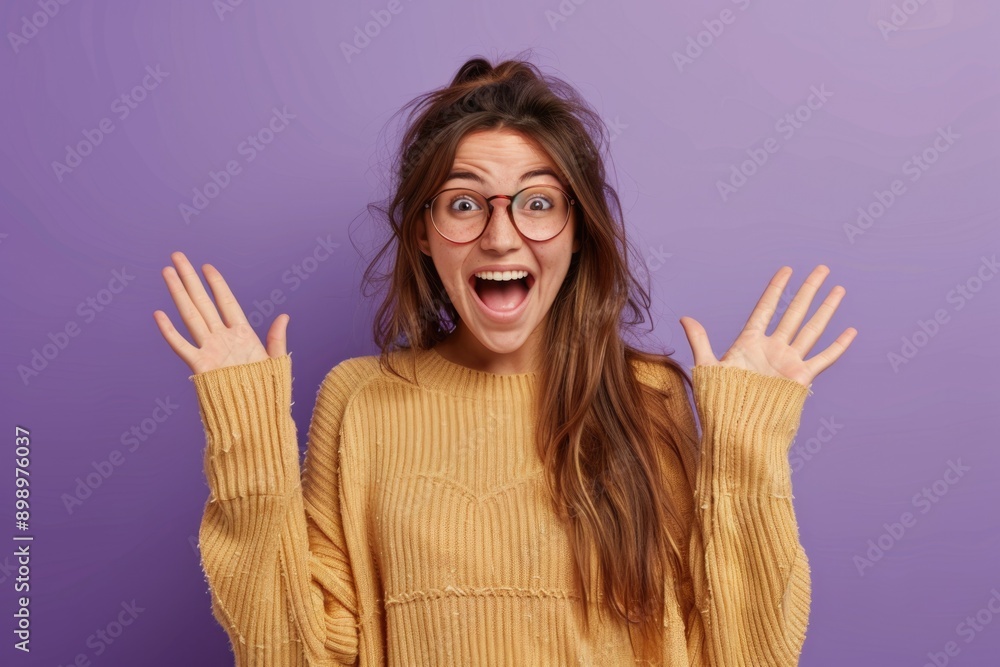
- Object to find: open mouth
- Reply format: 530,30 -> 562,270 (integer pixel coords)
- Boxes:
468,271 -> 535,314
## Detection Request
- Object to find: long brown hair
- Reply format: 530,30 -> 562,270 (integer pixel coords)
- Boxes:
360,51 -> 698,658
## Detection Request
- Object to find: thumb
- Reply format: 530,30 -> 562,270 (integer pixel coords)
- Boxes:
266,314 -> 289,358
679,316 -> 717,367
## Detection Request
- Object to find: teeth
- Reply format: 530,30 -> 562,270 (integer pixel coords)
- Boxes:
474,270 -> 529,282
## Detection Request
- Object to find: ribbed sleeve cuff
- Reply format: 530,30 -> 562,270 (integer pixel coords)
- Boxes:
691,364 -> 810,497
190,354 -> 301,500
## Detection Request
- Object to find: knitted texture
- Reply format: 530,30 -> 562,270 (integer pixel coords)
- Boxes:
190,346 -> 812,666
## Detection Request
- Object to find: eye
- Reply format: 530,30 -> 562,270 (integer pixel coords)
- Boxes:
449,194 -> 483,212
519,193 -> 554,211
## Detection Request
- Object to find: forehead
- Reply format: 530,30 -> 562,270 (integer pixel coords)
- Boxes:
448,129 -> 564,185
452,129 -> 553,165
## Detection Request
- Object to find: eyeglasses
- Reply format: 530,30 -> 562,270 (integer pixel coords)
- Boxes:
423,184 -> 576,243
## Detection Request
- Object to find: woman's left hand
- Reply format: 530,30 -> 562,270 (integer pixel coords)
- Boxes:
679,265 -> 858,388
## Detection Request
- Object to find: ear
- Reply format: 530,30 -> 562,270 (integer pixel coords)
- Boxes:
416,210 -> 432,256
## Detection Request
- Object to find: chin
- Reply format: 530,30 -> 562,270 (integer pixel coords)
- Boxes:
469,329 -> 531,354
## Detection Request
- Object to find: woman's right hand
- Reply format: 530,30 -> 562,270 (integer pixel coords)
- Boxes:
153,251 -> 290,376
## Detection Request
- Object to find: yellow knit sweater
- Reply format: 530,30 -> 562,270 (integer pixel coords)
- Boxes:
191,346 -> 812,666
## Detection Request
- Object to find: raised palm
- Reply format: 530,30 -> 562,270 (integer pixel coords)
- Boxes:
152,251 -> 289,375
679,265 -> 857,387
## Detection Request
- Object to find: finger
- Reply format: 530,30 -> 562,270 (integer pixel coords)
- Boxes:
202,263 -> 251,329
152,310 -> 199,369
742,266 -> 793,335
679,316 -> 717,367
802,327 -> 858,380
790,285 -> 846,357
771,265 -> 831,344
170,252 -> 226,332
266,314 -> 288,358
161,264 -> 210,346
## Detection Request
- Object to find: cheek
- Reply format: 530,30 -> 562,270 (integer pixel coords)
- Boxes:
541,243 -> 575,278
429,248 -> 468,291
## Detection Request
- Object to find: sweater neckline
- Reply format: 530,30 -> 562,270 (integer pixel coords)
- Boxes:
412,346 -> 539,397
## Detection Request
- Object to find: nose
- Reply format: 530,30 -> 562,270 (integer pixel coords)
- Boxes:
478,197 -> 523,251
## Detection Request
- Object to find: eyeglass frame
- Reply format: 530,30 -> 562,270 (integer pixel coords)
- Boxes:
422,183 -> 577,244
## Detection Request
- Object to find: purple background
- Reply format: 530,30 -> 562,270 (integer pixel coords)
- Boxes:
2,0 -> 998,665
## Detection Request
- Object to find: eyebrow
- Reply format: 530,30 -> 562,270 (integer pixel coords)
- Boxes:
444,167 -> 563,186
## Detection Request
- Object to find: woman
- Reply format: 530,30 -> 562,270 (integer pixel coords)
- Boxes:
153,56 -> 856,665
